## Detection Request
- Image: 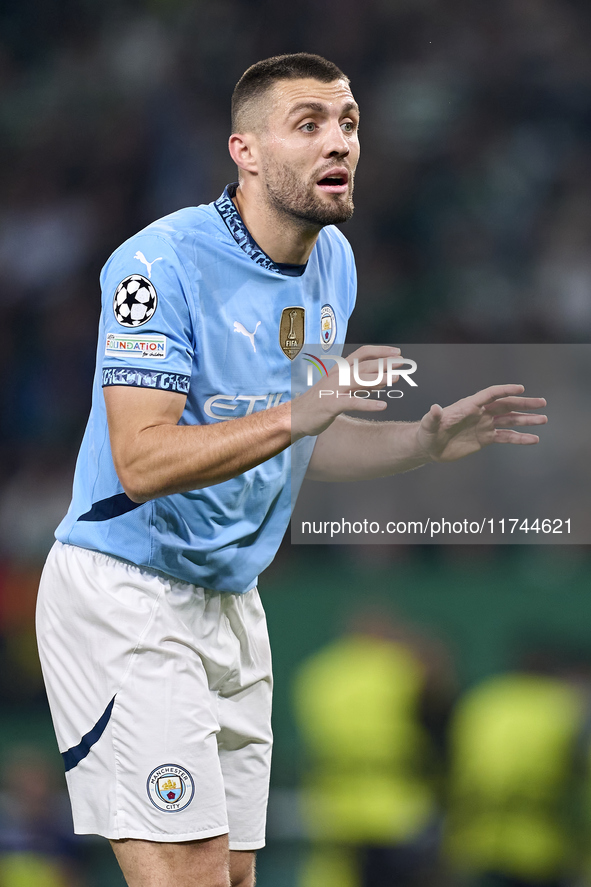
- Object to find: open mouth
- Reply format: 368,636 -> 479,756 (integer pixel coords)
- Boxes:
316,170 -> 349,194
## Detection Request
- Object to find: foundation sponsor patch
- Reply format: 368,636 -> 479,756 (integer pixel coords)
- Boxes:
105,333 -> 167,359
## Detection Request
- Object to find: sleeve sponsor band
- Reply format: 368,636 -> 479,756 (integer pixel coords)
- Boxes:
102,366 -> 190,393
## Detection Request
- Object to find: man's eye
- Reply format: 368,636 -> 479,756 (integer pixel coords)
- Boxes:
342,121 -> 355,132
301,122 -> 316,132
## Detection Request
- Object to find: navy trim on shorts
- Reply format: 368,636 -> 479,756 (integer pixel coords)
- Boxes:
78,493 -> 142,522
62,696 -> 116,772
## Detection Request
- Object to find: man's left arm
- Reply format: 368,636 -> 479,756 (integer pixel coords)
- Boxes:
306,385 -> 547,481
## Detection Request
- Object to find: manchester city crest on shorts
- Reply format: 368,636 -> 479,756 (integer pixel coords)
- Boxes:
147,764 -> 195,812
114,275 -> 158,327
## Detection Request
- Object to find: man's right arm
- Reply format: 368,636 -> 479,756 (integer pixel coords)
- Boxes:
105,346 -> 407,501
100,231 -> 300,502
104,386 -> 293,503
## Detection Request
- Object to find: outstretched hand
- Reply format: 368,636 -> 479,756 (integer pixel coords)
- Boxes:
416,385 -> 547,463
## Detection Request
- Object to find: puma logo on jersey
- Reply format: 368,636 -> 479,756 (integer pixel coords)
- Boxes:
234,320 -> 261,353
134,251 -> 162,279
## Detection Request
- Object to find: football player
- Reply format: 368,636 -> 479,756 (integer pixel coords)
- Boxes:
36,54 -> 546,887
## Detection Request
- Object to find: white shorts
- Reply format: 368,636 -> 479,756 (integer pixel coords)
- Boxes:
36,541 -> 273,849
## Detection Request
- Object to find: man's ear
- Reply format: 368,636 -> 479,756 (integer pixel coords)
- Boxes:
228,133 -> 259,176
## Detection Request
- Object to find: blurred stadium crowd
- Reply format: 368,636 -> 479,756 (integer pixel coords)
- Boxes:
2,0 -> 591,561
2,0 -> 591,885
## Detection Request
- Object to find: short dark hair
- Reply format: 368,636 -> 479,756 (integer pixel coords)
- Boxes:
232,53 -> 349,133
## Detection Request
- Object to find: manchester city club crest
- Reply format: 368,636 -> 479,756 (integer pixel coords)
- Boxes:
320,304 -> 337,351
280,306 -> 305,359
147,764 -> 195,812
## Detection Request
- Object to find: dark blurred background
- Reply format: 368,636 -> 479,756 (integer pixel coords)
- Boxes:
3,1 -> 591,885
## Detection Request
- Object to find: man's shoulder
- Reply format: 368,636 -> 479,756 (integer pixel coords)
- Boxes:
317,224 -> 354,257
117,202 -> 224,257
100,199 -> 233,292
315,226 -> 356,281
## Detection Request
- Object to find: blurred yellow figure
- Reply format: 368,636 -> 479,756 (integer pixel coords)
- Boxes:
0,853 -> 67,887
298,846 -> 360,887
446,672 -> 585,887
294,616 -> 451,887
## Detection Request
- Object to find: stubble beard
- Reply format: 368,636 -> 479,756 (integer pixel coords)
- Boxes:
262,158 -> 355,228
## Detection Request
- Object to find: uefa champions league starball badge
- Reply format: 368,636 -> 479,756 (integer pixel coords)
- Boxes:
114,275 -> 158,327
147,764 -> 195,812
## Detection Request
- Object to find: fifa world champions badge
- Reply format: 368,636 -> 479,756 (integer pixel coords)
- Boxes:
280,306 -> 305,359
320,304 -> 337,351
147,764 -> 195,812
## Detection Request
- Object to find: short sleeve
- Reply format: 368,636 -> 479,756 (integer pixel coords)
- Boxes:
100,233 -> 195,395
348,249 -> 357,319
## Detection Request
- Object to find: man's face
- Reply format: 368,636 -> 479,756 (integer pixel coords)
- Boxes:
256,77 -> 360,227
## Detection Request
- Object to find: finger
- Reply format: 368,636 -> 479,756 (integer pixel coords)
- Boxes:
420,403 -> 443,433
324,363 -> 386,390
485,396 -> 547,414
493,429 -> 540,444
349,358 -> 395,383
327,358 -> 388,374
493,412 -> 548,427
344,399 -> 388,413
332,357 -> 402,390
471,385 -> 526,406
346,345 -> 401,364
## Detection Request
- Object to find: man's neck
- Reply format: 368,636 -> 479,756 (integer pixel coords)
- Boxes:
233,184 -> 319,266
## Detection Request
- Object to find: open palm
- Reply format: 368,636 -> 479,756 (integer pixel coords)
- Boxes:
416,385 -> 547,463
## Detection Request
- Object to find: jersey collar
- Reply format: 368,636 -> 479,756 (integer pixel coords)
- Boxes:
214,183 -> 307,277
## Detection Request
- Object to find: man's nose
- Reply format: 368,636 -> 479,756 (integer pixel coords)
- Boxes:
323,121 -> 350,157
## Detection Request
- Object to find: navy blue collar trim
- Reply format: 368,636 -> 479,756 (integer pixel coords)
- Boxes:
214,183 -> 307,277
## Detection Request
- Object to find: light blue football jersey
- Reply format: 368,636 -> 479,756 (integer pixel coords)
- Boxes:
56,184 -> 356,593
